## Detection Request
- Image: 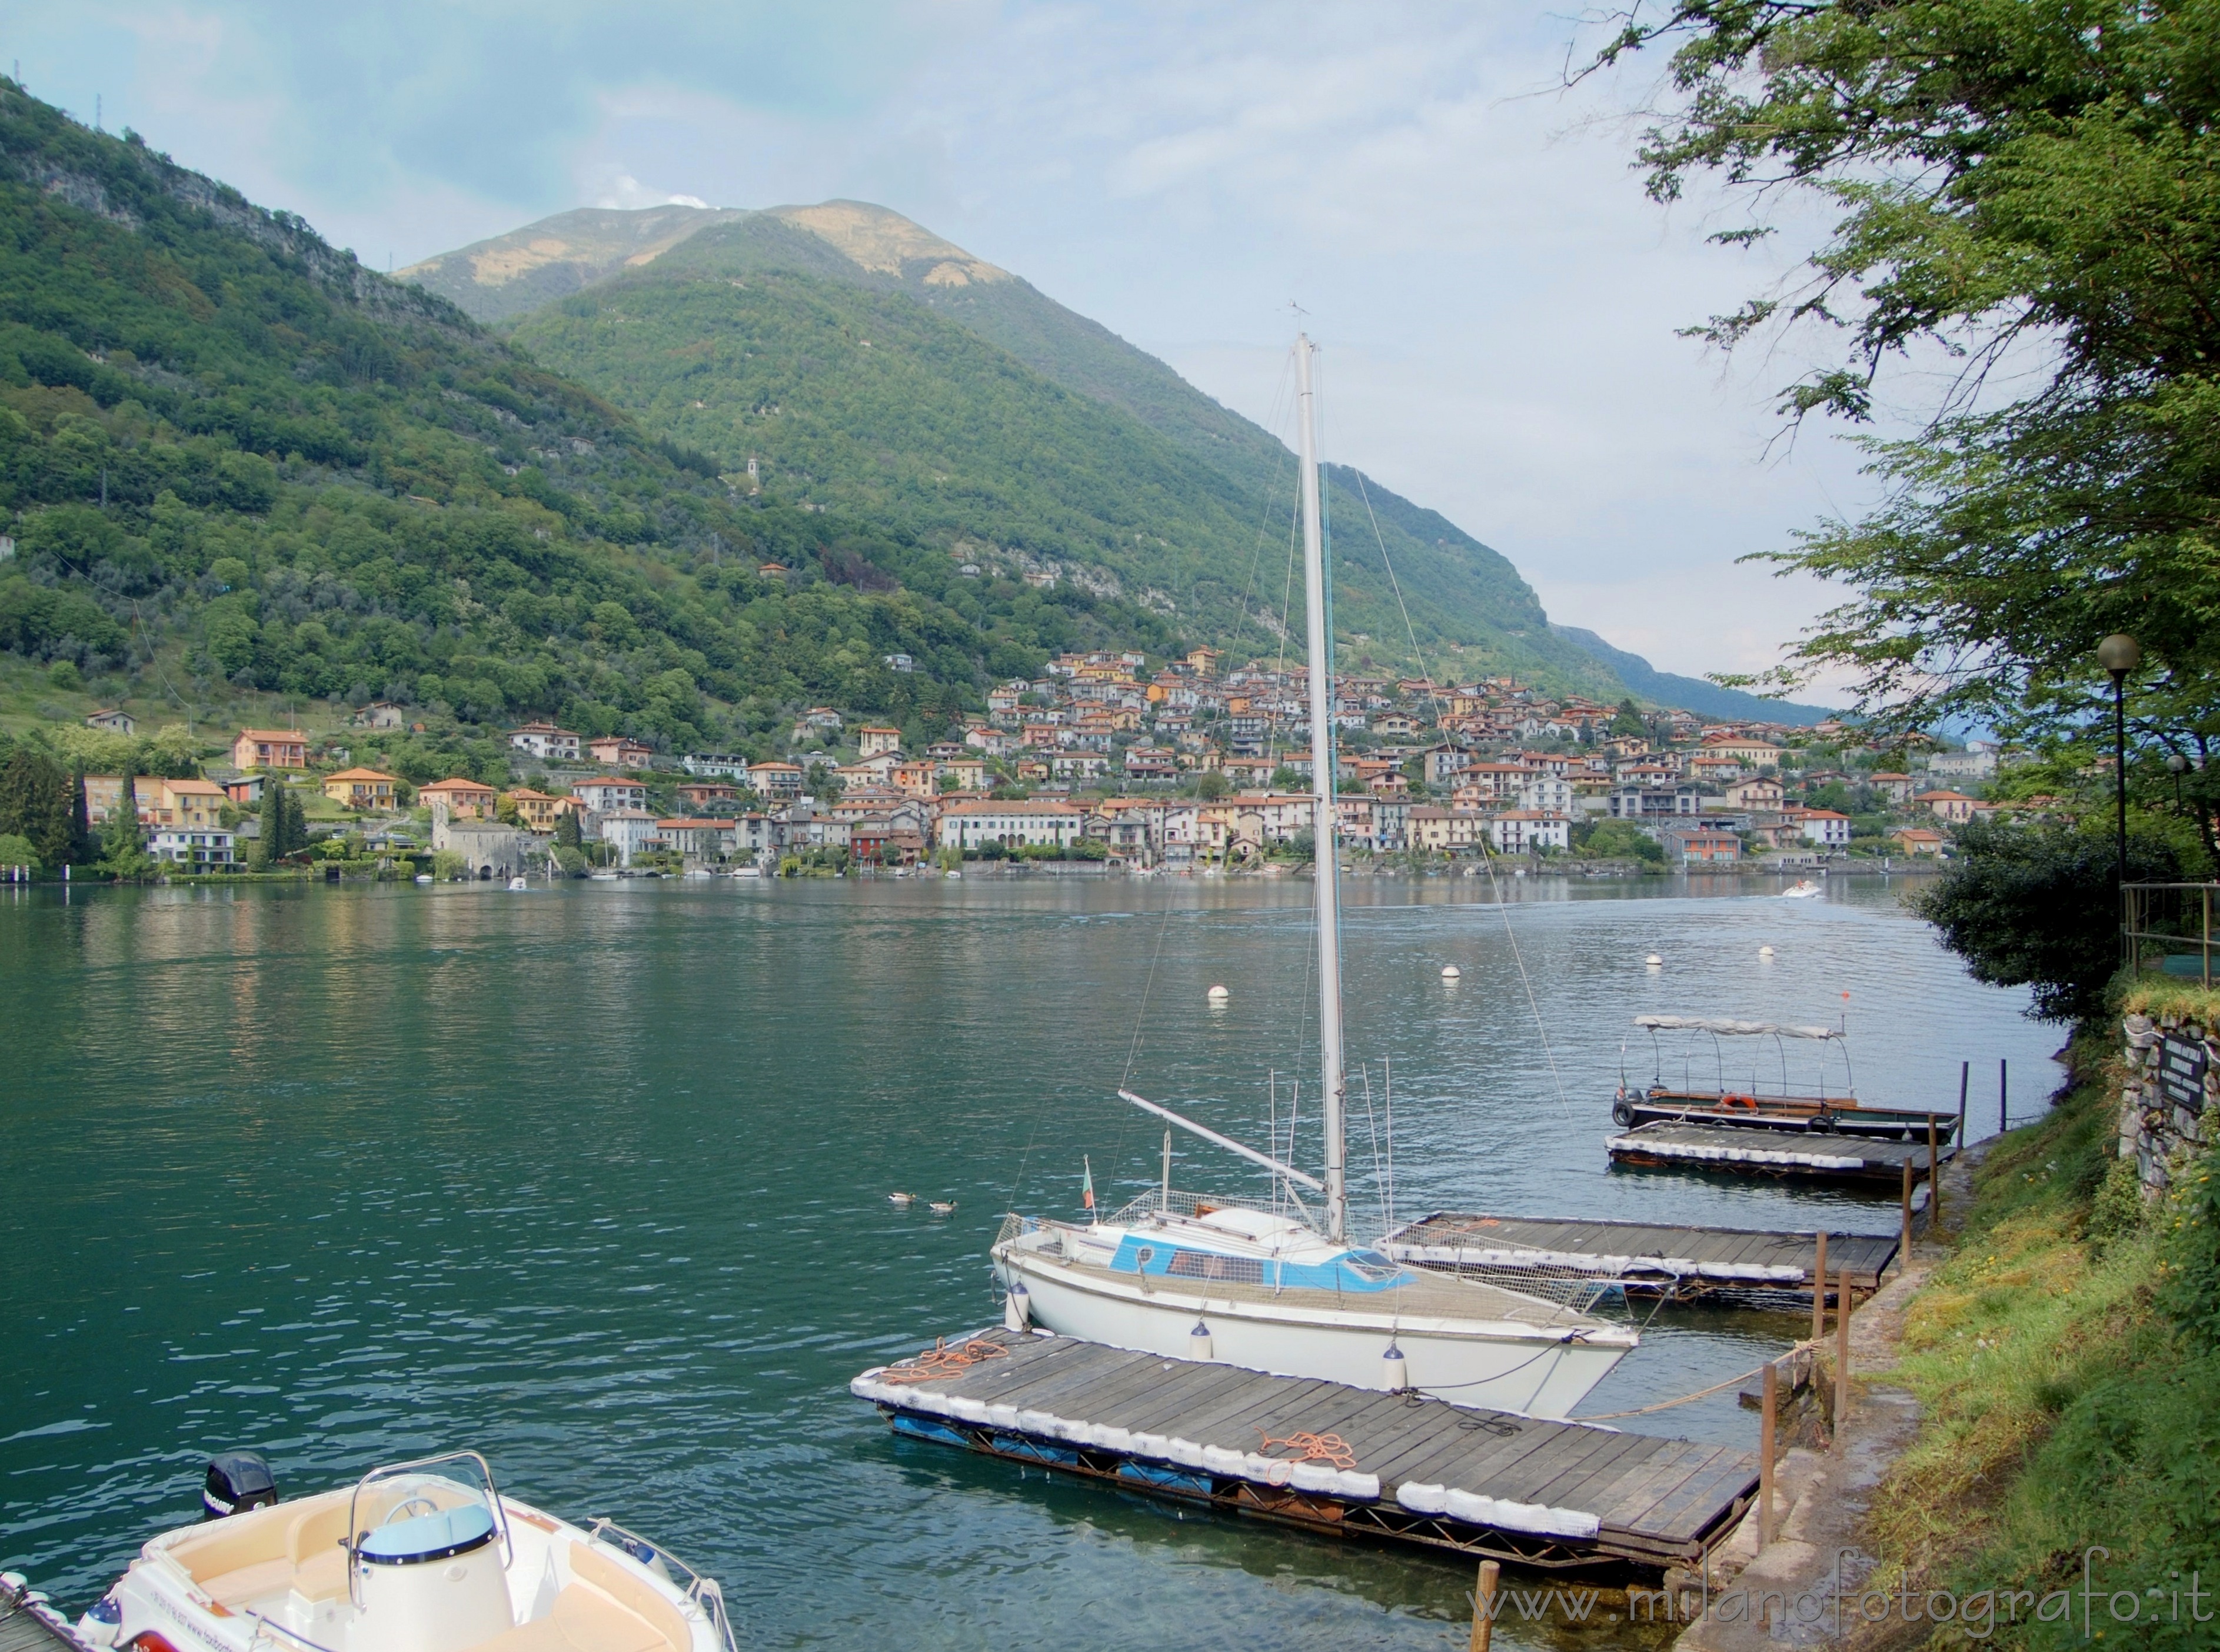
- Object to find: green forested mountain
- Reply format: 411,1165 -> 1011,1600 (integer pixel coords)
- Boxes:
426,201 -> 1621,695
0,86 -> 1213,767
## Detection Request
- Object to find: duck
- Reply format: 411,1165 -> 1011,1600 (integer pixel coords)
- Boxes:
928,1200 -> 957,1215
888,1192 -> 916,1206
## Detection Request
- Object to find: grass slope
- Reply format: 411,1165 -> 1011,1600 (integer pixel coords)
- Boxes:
1865,1020 -> 2219,1646
0,87 -> 1201,769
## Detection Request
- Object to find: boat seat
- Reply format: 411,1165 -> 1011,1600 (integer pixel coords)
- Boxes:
473,1584 -> 680,1652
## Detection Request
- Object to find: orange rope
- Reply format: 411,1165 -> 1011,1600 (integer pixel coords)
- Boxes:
876,1337 -> 1010,1386
1256,1427 -> 1358,1469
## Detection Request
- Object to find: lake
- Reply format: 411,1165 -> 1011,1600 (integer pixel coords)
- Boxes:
0,872 -> 2063,1649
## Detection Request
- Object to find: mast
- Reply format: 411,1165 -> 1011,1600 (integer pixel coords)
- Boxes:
1294,335 -> 1348,1241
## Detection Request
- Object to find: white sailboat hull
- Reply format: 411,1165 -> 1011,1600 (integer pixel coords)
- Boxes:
995,1248 -> 1630,1420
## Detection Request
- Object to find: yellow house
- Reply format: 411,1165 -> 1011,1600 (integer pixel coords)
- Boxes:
505,788 -> 576,831
322,767 -> 399,810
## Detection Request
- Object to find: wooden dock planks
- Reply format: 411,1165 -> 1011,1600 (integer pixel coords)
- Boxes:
0,1580 -> 84,1652
1605,1120 -> 1955,1185
853,1329 -> 1756,1572
1383,1211 -> 1899,1303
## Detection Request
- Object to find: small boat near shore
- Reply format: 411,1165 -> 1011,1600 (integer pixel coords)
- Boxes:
77,1448 -> 736,1652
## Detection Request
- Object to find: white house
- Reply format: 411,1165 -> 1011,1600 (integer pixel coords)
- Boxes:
1487,810 -> 1572,853
1799,808 -> 1853,847
935,799 -> 1088,852
508,722 -> 581,762
596,807 -> 660,867
574,776 -> 648,814
148,825 -> 234,868
1517,775 -> 1575,815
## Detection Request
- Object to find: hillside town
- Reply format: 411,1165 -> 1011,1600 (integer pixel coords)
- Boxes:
54,650 -> 2021,878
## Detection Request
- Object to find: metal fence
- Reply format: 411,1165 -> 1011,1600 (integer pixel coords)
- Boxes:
2124,881 -> 2219,986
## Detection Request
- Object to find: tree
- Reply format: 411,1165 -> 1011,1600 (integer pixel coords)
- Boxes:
554,806 -> 583,849
98,764 -> 151,878
0,832 -> 38,872
1592,0 -> 2220,775
1194,770 -> 1231,802
1912,820 -> 2178,1023
1610,697 -> 1646,737
66,764 -> 91,864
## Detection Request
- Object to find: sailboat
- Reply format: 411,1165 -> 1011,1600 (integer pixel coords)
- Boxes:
990,337 -> 1637,1420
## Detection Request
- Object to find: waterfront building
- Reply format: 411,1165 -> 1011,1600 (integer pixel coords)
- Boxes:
934,798 -> 1087,852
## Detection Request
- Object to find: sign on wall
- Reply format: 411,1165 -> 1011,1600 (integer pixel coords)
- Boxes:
2158,1032 -> 2210,1113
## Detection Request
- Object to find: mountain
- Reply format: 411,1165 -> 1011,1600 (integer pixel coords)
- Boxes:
1551,626 -> 1839,725
414,202 -> 1625,698
0,84 -> 1204,772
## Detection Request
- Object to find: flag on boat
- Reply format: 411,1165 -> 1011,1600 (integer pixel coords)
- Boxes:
1081,1155 -> 1094,1210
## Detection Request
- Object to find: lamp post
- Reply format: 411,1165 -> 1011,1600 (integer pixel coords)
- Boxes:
2097,633 -> 2141,905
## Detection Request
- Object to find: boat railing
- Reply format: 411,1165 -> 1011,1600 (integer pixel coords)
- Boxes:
242,1612 -> 342,1652
584,1518 -> 741,1652
1104,1187 -> 1285,1227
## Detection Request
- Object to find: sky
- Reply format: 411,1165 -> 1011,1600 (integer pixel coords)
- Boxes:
2,2 -> 1892,697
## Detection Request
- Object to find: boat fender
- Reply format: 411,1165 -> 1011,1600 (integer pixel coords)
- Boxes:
201,1450 -> 277,1520
1611,1097 -> 1635,1127
1381,1344 -> 1407,1392
1189,1320 -> 1214,1361
1002,1283 -> 1030,1332
76,1596 -> 121,1650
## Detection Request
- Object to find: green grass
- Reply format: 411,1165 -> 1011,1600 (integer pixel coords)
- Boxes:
1860,1037 -> 2220,1646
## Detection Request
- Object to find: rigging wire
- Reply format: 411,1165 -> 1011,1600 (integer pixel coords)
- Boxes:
1344,456 -> 1575,1124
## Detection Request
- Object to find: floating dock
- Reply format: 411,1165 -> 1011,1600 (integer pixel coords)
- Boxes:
1606,1120 -> 1955,1186
853,1328 -> 1756,1574
0,1577 -> 84,1652
1381,1212 -> 1899,1307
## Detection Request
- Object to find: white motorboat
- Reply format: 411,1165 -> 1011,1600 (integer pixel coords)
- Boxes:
1781,879 -> 1823,898
507,876 -> 528,891
733,865 -> 763,879
78,1449 -> 736,1652
991,336 -> 1636,1420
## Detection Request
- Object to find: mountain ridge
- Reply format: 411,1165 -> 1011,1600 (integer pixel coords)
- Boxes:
412,200 -> 1635,700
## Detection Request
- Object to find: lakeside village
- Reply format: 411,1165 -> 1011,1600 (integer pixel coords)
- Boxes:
21,648 -> 2021,880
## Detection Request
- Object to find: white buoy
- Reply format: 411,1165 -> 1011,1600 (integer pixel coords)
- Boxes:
1207,984 -> 1230,1002
1760,945 -> 1776,958
1645,953 -> 1664,968
1381,1344 -> 1408,1392
1004,1283 -> 1031,1332
1441,965 -> 1461,980
1189,1320 -> 1214,1361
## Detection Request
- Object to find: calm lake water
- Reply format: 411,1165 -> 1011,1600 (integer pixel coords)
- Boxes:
0,872 -> 2064,1649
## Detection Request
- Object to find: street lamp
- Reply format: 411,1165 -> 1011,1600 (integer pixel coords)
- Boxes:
2098,632 -> 2141,900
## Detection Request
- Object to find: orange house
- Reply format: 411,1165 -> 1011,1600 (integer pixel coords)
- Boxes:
232,728 -> 308,771
421,777 -> 498,819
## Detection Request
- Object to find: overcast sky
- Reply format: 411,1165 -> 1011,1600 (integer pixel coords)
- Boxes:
5,2 -> 1887,696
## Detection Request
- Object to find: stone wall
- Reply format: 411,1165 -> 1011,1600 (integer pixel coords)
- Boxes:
2120,1010 -> 2218,1195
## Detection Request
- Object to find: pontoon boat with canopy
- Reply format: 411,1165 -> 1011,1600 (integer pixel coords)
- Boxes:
1613,1014 -> 1960,1141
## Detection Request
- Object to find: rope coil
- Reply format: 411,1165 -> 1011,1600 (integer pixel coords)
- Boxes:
1255,1427 -> 1358,1469
876,1338 -> 1010,1387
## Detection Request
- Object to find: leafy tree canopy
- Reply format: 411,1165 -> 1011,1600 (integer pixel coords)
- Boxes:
1595,0 -> 2220,786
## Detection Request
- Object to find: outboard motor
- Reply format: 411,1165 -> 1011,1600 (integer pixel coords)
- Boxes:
202,1451 -> 278,1520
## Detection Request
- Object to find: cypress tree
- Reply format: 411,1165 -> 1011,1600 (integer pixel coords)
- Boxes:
283,785 -> 306,857
254,778 -> 281,869
67,764 -> 91,864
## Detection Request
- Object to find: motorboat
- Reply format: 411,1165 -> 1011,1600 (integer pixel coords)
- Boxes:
1612,1014 -> 1959,1141
733,865 -> 763,879
991,335 -> 1637,1420
77,1448 -> 736,1652
1780,879 -> 1823,899
507,876 -> 528,891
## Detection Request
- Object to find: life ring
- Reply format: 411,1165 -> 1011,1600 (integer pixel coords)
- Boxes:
1719,1094 -> 1758,1111
1611,1097 -> 1635,1127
